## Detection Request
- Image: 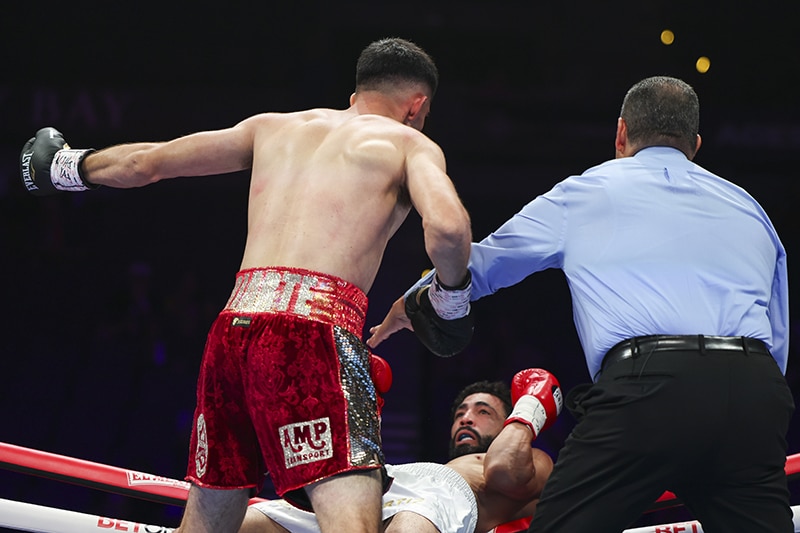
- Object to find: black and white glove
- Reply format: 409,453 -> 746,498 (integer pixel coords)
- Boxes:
20,127 -> 97,196
405,272 -> 474,357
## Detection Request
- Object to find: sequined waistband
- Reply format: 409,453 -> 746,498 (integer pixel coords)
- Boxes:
224,267 -> 368,336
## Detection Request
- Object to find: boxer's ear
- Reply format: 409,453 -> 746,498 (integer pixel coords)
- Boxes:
403,94 -> 429,128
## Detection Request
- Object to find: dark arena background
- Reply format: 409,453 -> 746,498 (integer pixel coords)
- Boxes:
1,1 -> 799,530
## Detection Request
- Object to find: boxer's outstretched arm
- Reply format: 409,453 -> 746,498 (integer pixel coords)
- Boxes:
21,116 -> 268,195
83,120 -> 257,188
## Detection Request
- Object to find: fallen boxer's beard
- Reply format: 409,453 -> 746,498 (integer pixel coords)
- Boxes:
448,428 -> 495,459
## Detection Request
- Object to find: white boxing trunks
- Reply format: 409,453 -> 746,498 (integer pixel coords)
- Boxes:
250,462 -> 478,533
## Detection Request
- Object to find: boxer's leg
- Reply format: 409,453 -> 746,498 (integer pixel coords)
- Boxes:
177,484 -> 249,533
384,511 -> 440,533
306,469 -> 383,533
239,506 -> 293,533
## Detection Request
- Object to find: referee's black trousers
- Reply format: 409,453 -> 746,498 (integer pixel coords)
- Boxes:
527,339 -> 795,532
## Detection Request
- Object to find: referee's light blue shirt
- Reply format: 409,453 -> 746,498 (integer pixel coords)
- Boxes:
417,147 -> 789,380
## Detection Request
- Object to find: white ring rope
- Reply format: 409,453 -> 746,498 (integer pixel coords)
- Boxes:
0,497 -> 175,533
2,441 -> 799,533
2,498 -> 799,533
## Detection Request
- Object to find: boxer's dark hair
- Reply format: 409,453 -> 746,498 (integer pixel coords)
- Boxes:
450,380 -> 512,421
355,37 -> 439,96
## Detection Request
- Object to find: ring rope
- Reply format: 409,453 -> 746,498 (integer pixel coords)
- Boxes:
3,441 -> 798,511
0,497 -> 175,533
2,497 -> 799,533
2,442 -> 799,532
0,442 -> 266,507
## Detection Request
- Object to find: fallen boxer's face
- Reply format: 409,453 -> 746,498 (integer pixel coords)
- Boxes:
448,393 -> 506,458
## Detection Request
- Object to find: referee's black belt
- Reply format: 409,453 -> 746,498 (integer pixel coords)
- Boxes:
600,334 -> 770,374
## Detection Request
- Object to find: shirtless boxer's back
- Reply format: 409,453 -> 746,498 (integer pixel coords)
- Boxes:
20,38 -> 472,533
238,105 -> 468,291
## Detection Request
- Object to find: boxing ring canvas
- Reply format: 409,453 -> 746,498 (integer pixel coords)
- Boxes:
2,442 -> 799,533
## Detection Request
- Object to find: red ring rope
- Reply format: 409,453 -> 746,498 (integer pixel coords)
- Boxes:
0,442 -> 265,507
2,441 -> 798,532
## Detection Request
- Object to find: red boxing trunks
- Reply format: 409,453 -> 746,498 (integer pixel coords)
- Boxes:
185,267 -> 384,508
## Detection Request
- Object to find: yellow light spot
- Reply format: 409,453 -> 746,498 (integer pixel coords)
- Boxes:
696,56 -> 711,73
660,30 -> 675,45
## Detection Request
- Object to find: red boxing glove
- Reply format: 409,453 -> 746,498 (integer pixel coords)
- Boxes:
505,368 -> 563,439
370,354 -> 393,414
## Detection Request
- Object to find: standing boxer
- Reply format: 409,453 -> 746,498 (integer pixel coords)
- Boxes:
20,37 -> 472,533
369,76 -> 793,531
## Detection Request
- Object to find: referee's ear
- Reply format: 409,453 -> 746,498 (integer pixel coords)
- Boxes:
614,117 -> 634,159
689,134 -> 702,160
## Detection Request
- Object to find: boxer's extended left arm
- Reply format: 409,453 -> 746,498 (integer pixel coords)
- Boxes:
21,118 -> 259,193
78,127 -> 254,188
